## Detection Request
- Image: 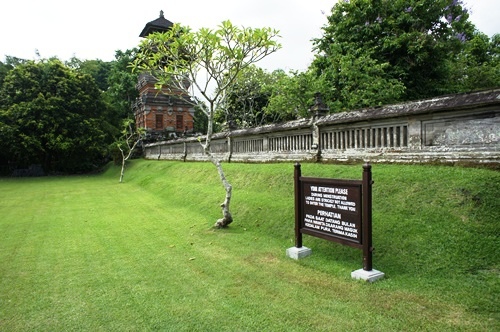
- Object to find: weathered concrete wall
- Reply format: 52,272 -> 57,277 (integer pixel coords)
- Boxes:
144,89 -> 500,166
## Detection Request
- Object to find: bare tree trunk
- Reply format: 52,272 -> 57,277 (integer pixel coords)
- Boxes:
203,145 -> 233,228
203,109 -> 233,228
119,157 -> 126,183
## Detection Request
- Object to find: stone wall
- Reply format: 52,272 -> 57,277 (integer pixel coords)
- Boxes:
143,89 -> 500,166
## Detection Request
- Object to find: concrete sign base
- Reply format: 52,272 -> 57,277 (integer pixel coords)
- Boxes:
351,268 -> 385,282
286,246 -> 312,260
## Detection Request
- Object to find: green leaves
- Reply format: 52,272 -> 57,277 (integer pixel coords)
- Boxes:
132,20 -> 281,121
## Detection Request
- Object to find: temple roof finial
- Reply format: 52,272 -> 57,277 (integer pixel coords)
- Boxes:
139,10 -> 173,37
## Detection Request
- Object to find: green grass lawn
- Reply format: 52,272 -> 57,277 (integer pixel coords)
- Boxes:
0,160 -> 498,331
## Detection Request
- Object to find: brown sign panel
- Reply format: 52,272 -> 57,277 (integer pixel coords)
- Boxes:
293,163 -> 374,270
300,177 -> 362,245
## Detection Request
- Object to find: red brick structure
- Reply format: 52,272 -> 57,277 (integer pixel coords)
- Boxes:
133,11 -> 195,140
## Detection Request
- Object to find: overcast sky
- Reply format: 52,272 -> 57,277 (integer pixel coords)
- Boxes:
1,0 -> 498,72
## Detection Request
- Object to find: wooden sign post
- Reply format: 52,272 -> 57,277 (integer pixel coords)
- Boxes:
286,163 -> 384,282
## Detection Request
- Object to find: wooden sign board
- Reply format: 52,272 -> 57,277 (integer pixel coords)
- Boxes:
301,178 -> 362,248
292,163 -> 375,272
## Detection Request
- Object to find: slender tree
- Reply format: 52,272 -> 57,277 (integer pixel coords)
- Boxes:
116,118 -> 144,183
132,20 -> 280,228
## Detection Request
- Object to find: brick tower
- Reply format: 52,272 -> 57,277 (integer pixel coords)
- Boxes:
133,11 -> 195,141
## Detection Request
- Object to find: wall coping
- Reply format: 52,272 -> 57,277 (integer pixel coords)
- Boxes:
317,88 -> 500,126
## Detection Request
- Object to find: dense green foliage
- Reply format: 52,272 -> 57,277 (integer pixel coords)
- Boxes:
0,51 -> 139,174
0,57 -> 28,87
66,57 -> 112,91
66,50 -> 139,127
216,65 -> 276,128
312,0 -> 498,109
0,161 -> 498,330
102,49 -> 139,124
449,32 -> 500,92
0,59 -> 112,173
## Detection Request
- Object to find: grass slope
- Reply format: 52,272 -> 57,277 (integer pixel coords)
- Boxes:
0,160 -> 498,331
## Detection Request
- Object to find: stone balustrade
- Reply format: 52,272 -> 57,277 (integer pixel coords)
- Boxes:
143,89 -> 500,166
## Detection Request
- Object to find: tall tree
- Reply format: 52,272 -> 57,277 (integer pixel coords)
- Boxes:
103,49 -> 140,129
312,0 -> 475,108
132,20 -> 280,228
217,66 -> 321,126
216,65 -> 274,128
263,69 -> 320,120
0,59 -> 112,173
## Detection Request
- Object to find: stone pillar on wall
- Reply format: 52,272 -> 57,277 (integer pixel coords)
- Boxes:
309,93 -> 329,161
182,142 -> 187,162
407,118 -> 422,149
226,136 -> 233,162
263,136 -> 269,152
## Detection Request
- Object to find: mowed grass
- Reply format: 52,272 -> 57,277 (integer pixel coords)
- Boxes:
0,160 -> 498,331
